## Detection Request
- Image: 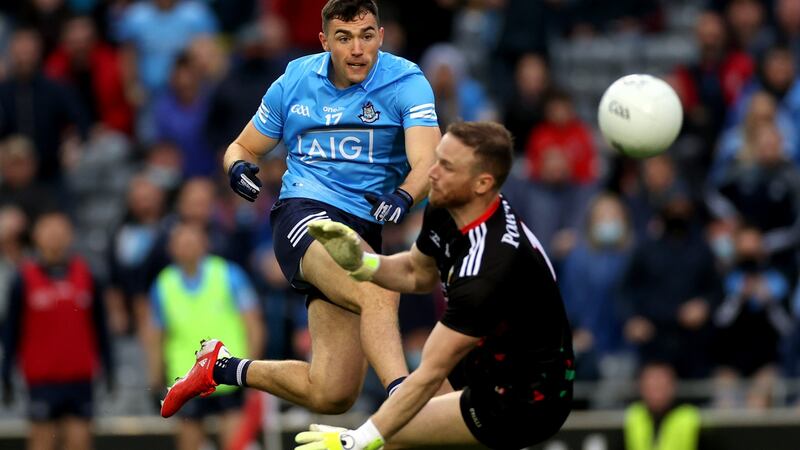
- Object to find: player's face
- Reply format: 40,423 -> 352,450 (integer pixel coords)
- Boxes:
428,134 -> 479,209
320,13 -> 383,88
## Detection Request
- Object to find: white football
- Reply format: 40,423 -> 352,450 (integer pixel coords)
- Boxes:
597,74 -> 683,158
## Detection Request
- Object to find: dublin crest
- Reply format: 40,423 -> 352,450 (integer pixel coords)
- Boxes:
358,101 -> 380,123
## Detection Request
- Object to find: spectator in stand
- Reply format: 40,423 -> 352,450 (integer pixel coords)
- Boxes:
186,35 -> 229,87
503,53 -> 550,154
712,225 -> 792,409
561,193 -> 635,385
45,15 -> 134,135
115,0 -> 217,96
267,0 -> 328,53
147,222 -> 264,450
504,142 -> 596,262
1,212 -> 113,450
525,89 -> 598,185
106,173 -> 167,336
420,43 -> 496,131
143,177 -> 236,289
207,17 -> 291,153
17,0 -> 71,56
729,45 -> 800,133
142,141 -> 184,196
624,154 -> 691,240
673,10 -> 754,172
624,362 -> 701,450
0,29 -> 89,182
152,52 -> 215,178
723,0 -> 771,57
618,191 -> 722,379
713,91 -> 798,183
761,0 -> 800,64
0,206 -> 28,320
0,135 -> 57,222
714,122 -> 800,281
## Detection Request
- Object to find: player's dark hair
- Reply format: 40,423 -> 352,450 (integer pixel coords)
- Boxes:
322,0 -> 380,33
447,121 -> 514,190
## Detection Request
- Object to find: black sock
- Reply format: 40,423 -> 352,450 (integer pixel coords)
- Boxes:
212,357 -> 252,387
386,376 -> 407,396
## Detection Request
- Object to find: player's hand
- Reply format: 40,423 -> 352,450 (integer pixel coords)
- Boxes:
365,188 -> 413,224
295,424 -> 383,450
307,220 -> 379,281
228,160 -> 262,202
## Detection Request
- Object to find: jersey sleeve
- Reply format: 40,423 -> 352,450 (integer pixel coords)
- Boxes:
415,204 -> 441,256
396,72 -> 439,129
251,75 -> 286,139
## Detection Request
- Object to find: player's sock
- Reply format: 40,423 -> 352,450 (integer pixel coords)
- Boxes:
213,357 -> 252,387
386,376 -> 406,396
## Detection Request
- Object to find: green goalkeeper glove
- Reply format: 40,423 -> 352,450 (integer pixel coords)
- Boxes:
307,220 -> 380,281
295,423 -> 384,450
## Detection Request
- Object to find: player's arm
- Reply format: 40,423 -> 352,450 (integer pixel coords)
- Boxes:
295,323 -> 478,449
308,220 -> 440,293
225,75 -> 286,201
397,125 -> 440,205
222,121 -> 280,174
370,244 -> 440,293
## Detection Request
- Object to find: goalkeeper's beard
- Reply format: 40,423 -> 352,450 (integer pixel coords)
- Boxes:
429,185 -> 472,209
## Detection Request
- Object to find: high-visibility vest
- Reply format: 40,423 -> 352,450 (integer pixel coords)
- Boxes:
156,256 -> 248,395
624,402 -> 700,450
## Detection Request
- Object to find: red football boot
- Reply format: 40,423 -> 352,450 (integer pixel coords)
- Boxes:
160,339 -> 229,418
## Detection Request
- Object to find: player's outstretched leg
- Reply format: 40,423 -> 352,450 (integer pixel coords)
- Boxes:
161,300 -> 369,416
301,240 -> 408,390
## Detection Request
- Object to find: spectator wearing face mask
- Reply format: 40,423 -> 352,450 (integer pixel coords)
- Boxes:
560,193 -> 636,404
712,225 -> 792,409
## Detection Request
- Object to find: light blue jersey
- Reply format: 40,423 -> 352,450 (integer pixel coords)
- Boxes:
251,51 -> 439,222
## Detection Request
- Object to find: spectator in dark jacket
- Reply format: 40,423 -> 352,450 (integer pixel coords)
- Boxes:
619,192 -> 722,378
0,29 -> 90,182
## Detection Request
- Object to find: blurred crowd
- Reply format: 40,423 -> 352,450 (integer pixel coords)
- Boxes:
0,0 -> 800,439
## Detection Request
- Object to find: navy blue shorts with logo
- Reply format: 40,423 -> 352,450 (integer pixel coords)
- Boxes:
28,381 -> 94,422
270,198 -> 382,305
459,384 -> 571,449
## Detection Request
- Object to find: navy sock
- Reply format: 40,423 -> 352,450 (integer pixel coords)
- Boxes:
386,376 -> 407,396
213,357 -> 252,387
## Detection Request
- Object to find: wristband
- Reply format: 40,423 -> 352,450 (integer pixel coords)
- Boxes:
350,252 -> 380,281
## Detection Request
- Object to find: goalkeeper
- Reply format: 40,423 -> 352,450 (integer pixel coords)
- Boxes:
296,122 -> 574,449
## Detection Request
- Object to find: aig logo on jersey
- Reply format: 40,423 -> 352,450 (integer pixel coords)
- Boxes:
290,104 -> 311,117
298,129 -> 374,164
358,101 -> 380,123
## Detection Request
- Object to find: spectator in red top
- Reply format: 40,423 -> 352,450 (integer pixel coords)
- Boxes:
673,11 -> 754,153
1,211 -> 112,450
268,0 -> 328,52
525,90 -> 597,185
45,15 -> 133,135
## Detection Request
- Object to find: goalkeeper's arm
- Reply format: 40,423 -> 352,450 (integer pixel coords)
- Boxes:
308,220 -> 440,293
370,245 -> 440,294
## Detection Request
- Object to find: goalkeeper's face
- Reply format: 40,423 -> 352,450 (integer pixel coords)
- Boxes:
320,12 -> 383,88
428,134 -> 479,209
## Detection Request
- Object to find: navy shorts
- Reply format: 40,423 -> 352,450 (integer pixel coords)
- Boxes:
459,385 -> 571,449
177,388 -> 245,420
270,198 -> 382,304
28,381 -> 93,422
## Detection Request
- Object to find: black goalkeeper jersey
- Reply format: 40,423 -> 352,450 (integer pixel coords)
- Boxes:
416,195 -> 574,403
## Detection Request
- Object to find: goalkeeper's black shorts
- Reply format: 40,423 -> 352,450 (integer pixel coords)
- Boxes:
459,384 -> 571,449
270,197 -> 382,306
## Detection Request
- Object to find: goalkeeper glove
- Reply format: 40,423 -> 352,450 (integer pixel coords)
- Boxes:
228,160 -> 262,202
365,188 -> 413,224
295,422 -> 384,450
307,220 -> 380,281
